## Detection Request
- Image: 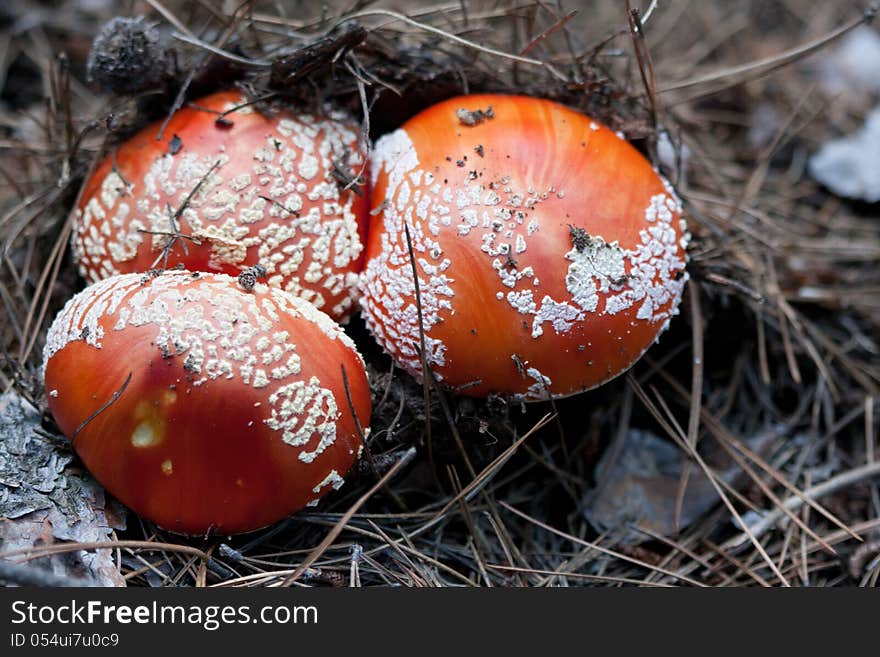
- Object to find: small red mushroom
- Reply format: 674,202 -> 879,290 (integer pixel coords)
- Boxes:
43,270 -> 371,535
72,89 -> 369,321
360,94 -> 690,400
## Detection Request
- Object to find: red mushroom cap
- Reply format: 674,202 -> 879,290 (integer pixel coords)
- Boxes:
72,90 -> 369,321
360,94 -> 690,400
43,270 -> 371,535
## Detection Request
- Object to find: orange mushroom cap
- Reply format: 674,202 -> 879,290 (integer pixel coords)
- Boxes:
72,90 -> 369,321
360,94 -> 690,400
43,271 -> 371,535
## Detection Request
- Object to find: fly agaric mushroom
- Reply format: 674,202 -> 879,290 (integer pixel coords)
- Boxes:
72,89 -> 369,321
360,94 -> 690,400
43,270 -> 370,535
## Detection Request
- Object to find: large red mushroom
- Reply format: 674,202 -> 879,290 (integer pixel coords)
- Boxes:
360,94 -> 690,400
43,270 -> 371,535
72,90 -> 369,321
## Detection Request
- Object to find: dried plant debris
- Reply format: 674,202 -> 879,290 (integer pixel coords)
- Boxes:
269,23 -> 368,90
456,106 -> 494,126
0,394 -> 125,587
86,16 -> 170,95
584,428 -> 774,544
809,105 -> 880,202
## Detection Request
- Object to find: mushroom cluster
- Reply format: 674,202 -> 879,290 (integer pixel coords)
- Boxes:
359,94 -> 690,400
72,89 -> 369,322
44,88 -> 690,535
43,271 -> 371,535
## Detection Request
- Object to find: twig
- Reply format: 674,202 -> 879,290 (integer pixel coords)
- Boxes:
1,540 -> 210,562
342,8 -> 568,81
0,560 -> 93,587
518,9 -> 577,57
727,461 -> 880,547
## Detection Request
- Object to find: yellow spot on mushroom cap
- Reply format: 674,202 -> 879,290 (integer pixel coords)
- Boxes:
131,421 -> 162,448
130,400 -> 166,448
161,459 -> 173,475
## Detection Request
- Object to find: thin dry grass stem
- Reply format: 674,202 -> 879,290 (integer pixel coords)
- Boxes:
801,319 -> 880,395
625,0 -> 660,129
499,501 -> 707,587
467,538 -> 493,586
153,0 -> 257,140
482,509 -> 530,585
448,467 -> 489,562
652,366 -> 862,544
170,33 -> 271,67
686,282 -> 704,449
339,364 -> 372,467
703,539 -> 770,587
401,221 -> 437,481
799,478 -> 812,586
281,447 -> 415,585
435,381 -> 477,479
716,436 -> 835,554
591,385 -> 633,500
13,124 -> 108,368
729,87 -> 822,223
627,375 -> 791,586
633,525 -> 724,582
346,8 -> 568,81
489,564 -> 675,587
1,539 -> 211,562
723,418 -> 861,542
143,0 -> 198,39
674,282 -> 705,531
660,5 -> 877,93
518,8 -> 578,57
726,461 -> 880,548
520,443 -> 581,492
70,371 -> 132,443
301,519 -> 476,586
365,519 -> 438,587
421,414 -> 553,531
393,523 -> 456,586
18,213 -> 72,365
776,518 -> 797,576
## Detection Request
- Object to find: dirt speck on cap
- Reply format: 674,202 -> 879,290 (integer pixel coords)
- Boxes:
456,106 -> 494,127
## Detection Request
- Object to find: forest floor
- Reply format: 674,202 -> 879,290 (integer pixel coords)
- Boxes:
1,0 -> 879,587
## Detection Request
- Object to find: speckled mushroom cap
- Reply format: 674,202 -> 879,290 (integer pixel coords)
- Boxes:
360,94 -> 690,400
43,271 -> 371,535
72,90 -> 369,322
